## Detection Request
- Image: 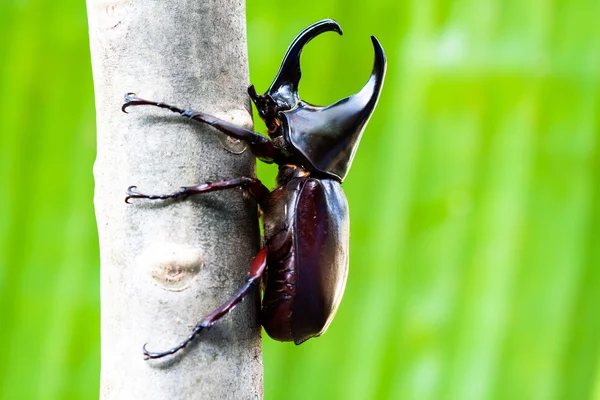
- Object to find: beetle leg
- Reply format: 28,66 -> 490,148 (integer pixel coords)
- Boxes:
122,93 -> 281,162
143,247 -> 268,360
125,177 -> 269,205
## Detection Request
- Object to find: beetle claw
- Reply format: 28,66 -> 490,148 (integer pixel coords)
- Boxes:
142,343 -> 152,360
142,342 -> 179,360
142,325 -> 205,360
122,92 -> 140,113
142,343 -> 183,360
142,343 -> 173,360
124,185 -> 142,203
124,185 -> 138,203
122,92 -> 156,113
124,185 -> 190,202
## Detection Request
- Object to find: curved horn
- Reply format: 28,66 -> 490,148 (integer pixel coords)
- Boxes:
267,19 -> 343,107
279,35 -> 387,181
352,35 -> 386,120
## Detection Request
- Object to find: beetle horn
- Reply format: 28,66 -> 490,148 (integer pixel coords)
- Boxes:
267,19 -> 343,108
279,36 -> 387,181
336,35 -> 386,133
361,36 -> 386,115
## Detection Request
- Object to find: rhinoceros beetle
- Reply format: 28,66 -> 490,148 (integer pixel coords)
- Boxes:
123,19 -> 386,359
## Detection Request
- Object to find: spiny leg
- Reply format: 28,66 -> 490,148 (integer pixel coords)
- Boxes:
122,93 -> 281,162
143,247 -> 268,360
125,177 -> 269,204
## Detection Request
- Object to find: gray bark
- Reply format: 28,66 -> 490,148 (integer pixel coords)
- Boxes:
87,1 -> 263,399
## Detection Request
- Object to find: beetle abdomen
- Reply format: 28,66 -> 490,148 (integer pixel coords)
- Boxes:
291,179 -> 349,344
261,175 -> 349,344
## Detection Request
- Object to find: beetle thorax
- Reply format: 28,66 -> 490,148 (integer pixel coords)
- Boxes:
248,85 -> 286,135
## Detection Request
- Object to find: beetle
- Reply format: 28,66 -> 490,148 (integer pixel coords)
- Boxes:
123,19 -> 386,359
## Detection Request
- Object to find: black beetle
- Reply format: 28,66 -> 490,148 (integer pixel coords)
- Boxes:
123,19 -> 386,359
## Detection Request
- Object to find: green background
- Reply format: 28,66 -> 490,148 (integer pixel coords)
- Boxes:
1,1 -> 599,399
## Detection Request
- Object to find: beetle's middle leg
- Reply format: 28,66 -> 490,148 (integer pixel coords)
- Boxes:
125,177 -> 269,204
143,247 -> 268,360
122,93 -> 281,162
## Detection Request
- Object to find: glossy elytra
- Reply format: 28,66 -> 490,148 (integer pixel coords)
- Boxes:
123,19 -> 386,359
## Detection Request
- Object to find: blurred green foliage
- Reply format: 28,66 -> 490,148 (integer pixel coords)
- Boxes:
1,0 -> 599,399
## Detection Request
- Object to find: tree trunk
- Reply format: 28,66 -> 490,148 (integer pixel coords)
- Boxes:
87,1 -> 263,399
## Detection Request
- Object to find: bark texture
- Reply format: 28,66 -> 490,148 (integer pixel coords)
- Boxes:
87,1 -> 263,399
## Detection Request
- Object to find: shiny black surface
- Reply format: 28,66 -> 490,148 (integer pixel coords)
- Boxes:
282,36 -> 386,181
291,178 -> 349,344
249,19 -> 387,181
267,19 -> 342,110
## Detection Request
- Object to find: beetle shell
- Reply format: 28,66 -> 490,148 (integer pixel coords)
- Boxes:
262,172 -> 349,344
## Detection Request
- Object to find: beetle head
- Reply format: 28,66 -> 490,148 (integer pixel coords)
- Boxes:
247,85 -> 280,133
250,19 -> 386,181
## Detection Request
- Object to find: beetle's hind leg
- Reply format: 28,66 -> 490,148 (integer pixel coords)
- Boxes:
143,247 -> 268,360
125,177 -> 269,204
122,93 -> 281,162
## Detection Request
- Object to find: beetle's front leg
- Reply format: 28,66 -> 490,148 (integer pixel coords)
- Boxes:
125,177 -> 269,205
122,93 -> 281,163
